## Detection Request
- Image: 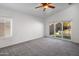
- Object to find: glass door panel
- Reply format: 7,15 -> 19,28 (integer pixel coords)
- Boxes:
63,21 -> 71,39
49,24 -> 54,36
55,23 -> 62,38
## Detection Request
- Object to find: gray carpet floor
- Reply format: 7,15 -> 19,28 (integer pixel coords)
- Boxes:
0,37 -> 79,56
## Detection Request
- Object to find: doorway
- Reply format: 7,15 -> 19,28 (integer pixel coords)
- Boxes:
49,21 -> 71,40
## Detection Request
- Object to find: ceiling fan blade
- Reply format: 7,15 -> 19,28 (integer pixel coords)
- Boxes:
41,3 -> 47,4
48,3 -> 55,6
48,3 -> 52,4
48,5 -> 55,9
35,6 -> 42,9
41,3 -> 48,6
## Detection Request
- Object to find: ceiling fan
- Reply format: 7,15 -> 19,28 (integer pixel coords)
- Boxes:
35,3 -> 55,11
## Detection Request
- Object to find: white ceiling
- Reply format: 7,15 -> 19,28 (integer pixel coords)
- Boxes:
0,3 -> 73,19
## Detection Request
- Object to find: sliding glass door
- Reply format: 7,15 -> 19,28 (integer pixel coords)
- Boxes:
49,21 -> 71,40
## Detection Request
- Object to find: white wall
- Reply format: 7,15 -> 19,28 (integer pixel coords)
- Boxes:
45,4 -> 79,43
0,7 -> 44,48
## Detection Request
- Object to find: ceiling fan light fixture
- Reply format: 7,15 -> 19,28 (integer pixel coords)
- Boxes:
43,5 -> 48,9
35,3 -> 55,11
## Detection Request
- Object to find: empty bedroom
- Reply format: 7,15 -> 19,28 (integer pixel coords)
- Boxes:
0,3 -> 79,56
